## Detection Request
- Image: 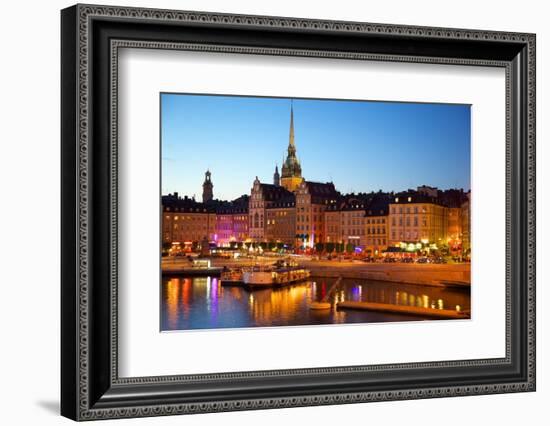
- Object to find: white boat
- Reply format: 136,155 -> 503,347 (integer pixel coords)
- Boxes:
220,269 -> 244,286
242,267 -> 311,289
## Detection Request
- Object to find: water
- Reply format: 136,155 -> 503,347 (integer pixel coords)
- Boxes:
160,275 -> 471,331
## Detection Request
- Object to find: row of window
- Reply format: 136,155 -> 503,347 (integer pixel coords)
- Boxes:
165,215 -> 212,221
390,206 -> 429,214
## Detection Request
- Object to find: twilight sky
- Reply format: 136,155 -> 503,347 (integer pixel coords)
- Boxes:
161,93 -> 471,201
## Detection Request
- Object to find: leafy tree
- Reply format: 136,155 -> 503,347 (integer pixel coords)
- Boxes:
326,242 -> 335,253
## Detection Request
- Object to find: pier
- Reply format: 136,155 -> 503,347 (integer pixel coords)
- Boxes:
336,301 -> 470,319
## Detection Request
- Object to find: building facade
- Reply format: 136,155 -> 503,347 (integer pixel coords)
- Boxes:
388,194 -> 448,246
295,181 -> 339,248
265,200 -> 296,245
162,194 -> 216,247
214,196 -> 249,245
364,201 -> 389,255
249,177 -> 295,242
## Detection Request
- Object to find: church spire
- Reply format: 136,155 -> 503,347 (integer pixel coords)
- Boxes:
273,164 -> 280,186
202,169 -> 213,203
280,100 -> 303,192
289,100 -> 295,149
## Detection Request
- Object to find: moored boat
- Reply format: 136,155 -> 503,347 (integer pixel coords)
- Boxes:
242,267 -> 310,289
220,269 -> 244,286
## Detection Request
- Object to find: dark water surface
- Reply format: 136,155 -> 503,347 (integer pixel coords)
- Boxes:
160,276 -> 471,331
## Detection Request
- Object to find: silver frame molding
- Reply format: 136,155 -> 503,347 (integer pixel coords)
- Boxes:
61,4 -> 536,421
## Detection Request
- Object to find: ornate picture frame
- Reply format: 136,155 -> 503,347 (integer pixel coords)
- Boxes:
61,4 -> 535,420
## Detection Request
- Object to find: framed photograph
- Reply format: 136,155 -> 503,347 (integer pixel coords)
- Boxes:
61,4 -> 536,421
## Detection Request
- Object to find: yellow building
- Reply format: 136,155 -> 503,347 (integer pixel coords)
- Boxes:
364,203 -> 389,256
324,207 -> 341,244
388,193 -> 447,246
340,202 -> 367,246
162,194 -> 216,246
266,201 -> 296,245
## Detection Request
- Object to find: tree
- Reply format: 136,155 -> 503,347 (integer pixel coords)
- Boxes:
326,242 -> 335,253
346,243 -> 355,253
315,242 -> 324,253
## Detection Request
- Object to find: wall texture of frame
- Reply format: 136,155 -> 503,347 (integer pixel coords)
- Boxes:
61,4 -> 535,421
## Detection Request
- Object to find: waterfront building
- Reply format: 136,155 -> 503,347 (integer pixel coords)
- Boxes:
266,198 -> 296,245
295,180 -> 339,247
388,192 -> 448,246
446,207 -> 462,251
387,189 -> 469,250
249,177 -> 295,242
339,199 -> 368,247
162,193 -> 216,248
202,169 -> 213,203
364,200 -> 390,256
214,195 -> 249,245
324,205 -> 342,245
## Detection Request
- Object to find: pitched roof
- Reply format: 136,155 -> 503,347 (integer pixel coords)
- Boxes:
259,183 -> 295,202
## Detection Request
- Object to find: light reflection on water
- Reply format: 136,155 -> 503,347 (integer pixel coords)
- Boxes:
161,276 -> 471,331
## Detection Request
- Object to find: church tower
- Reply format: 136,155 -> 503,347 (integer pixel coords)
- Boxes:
273,165 -> 280,186
202,169 -> 213,203
280,102 -> 303,192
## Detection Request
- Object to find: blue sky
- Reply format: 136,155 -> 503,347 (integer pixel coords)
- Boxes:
161,94 -> 470,201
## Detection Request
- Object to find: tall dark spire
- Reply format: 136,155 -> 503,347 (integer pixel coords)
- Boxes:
288,100 -> 295,154
273,164 -> 280,186
280,100 -> 303,191
202,169 -> 213,203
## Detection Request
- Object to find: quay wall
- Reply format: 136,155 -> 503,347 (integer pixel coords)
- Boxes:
300,262 -> 470,286
163,257 -> 470,286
